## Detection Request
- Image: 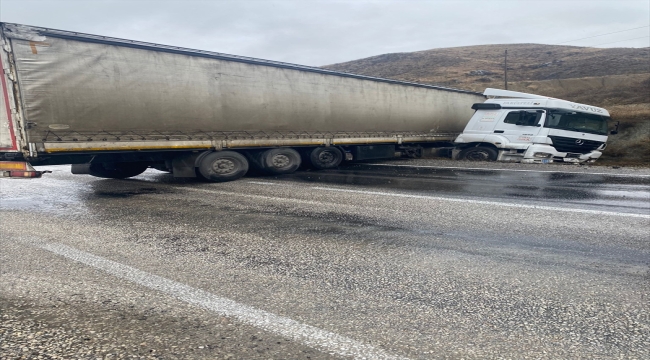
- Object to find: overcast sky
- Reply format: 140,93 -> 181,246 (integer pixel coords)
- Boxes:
1,0 -> 648,66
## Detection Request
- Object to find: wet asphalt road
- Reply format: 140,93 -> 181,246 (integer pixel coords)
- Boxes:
1,162 -> 649,359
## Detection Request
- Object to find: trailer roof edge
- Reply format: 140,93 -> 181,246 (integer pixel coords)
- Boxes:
1,22 -> 484,97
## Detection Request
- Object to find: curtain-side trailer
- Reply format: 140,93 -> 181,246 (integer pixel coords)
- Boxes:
0,22 -> 485,181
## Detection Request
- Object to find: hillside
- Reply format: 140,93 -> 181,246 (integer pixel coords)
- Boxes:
323,44 -> 650,165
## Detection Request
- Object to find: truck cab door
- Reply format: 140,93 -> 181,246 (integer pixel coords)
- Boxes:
494,110 -> 545,148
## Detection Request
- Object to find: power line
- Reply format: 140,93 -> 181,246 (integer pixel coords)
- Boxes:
589,36 -> 650,47
555,25 -> 649,45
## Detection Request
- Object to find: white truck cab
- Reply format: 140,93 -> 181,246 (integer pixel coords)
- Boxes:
453,88 -> 612,163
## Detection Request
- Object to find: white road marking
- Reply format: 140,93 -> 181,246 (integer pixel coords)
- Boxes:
312,186 -> 650,219
247,181 -> 281,185
369,163 -> 650,177
33,241 -> 408,360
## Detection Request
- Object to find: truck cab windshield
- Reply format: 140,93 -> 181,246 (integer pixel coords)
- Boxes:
544,111 -> 609,135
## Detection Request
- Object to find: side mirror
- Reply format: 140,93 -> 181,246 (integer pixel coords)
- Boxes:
610,130 -> 618,135
610,120 -> 619,135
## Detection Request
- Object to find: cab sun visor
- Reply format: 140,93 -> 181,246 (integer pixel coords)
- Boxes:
472,103 -> 502,110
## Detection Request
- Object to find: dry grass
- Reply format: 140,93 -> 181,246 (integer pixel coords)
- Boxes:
464,74 -> 650,108
324,44 -> 649,87
598,104 -> 650,166
608,104 -> 650,122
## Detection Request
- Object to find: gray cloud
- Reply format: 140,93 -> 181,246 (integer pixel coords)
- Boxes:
1,0 -> 648,66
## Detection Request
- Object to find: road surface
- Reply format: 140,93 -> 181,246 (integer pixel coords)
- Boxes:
1,161 -> 649,359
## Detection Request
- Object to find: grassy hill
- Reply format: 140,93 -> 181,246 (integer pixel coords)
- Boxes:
323,44 -> 650,165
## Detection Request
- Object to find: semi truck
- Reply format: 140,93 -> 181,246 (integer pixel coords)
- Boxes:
454,88 -> 613,164
0,23 -> 613,181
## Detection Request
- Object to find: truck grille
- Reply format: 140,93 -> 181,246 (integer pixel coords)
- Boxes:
549,136 -> 604,154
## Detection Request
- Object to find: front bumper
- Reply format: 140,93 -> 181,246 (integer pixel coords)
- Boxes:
520,144 -> 602,164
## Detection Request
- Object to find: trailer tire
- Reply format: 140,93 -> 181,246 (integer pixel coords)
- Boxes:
259,148 -> 301,175
309,147 -> 343,169
458,146 -> 498,161
198,151 -> 249,182
88,162 -> 148,179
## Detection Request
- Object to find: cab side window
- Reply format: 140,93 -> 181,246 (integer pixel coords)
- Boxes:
503,111 -> 542,126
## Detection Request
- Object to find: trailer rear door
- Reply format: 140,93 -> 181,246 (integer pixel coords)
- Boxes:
0,37 -> 18,152
0,30 -> 43,177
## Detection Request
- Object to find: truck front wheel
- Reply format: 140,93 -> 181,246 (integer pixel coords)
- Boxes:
309,147 -> 343,169
88,162 -> 148,179
458,146 -> 498,161
198,151 -> 249,182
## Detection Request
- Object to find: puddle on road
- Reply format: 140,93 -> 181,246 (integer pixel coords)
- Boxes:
282,171 -> 466,192
0,167 -> 175,215
274,165 -> 650,213
0,169 -> 89,214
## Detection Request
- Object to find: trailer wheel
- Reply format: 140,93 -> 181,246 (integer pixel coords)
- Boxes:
309,147 -> 343,169
88,162 -> 148,179
198,151 -> 249,182
259,148 -> 301,175
458,146 -> 498,161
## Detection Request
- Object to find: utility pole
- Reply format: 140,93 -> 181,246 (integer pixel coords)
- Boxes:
504,49 -> 508,90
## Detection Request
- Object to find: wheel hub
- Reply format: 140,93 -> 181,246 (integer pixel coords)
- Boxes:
212,159 -> 236,174
271,154 -> 290,168
318,151 -> 334,164
467,150 -> 489,161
